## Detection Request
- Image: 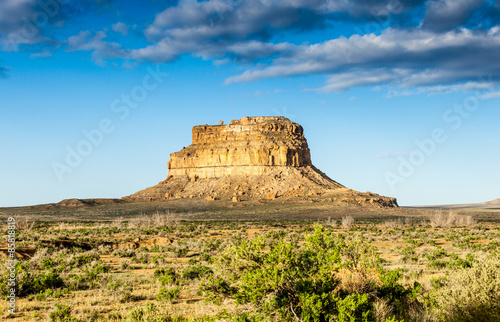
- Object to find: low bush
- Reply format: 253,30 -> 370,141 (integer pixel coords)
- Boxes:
202,225 -> 421,321
126,303 -> 188,322
433,254 -> 500,321
49,303 -> 79,322
181,264 -> 212,280
156,285 -> 181,302
429,211 -> 476,228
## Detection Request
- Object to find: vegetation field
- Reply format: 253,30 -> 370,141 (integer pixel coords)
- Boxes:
1,210 -> 500,321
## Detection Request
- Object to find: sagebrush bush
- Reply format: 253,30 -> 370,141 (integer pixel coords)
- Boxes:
202,225 -> 421,321
126,303 -> 188,322
128,211 -> 177,228
429,210 -> 476,228
342,215 -> 355,229
49,303 -> 78,322
0,259 -> 64,298
433,254 -> 500,321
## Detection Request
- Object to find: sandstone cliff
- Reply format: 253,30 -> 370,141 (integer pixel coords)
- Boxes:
125,116 -> 397,208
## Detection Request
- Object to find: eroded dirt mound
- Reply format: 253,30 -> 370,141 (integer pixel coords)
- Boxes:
28,198 -> 125,210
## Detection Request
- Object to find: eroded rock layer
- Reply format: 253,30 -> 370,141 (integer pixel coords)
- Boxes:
168,116 -> 312,178
126,116 -> 398,208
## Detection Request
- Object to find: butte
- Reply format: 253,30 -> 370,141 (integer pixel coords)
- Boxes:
125,116 -> 397,208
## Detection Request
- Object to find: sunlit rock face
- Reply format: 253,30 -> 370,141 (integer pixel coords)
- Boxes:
125,116 -> 398,208
168,116 -> 312,178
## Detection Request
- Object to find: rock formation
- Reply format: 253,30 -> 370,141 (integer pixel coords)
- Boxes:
125,116 -> 397,208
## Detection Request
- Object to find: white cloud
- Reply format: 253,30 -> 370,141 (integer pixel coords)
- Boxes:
225,27 -> 500,92
378,152 -> 409,159
67,31 -> 126,65
482,91 -> 500,99
112,22 -> 129,36
422,0 -> 483,31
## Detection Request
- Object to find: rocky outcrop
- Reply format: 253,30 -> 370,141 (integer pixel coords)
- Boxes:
125,116 -> 398,208
168,116 -> 312,178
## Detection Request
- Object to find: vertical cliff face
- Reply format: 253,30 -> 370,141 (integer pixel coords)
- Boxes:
167,116 -> 312,178
125,116 -> 398,208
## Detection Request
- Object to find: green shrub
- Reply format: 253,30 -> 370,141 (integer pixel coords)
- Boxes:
399,246 -> 418,263
126,303 -> 188,322
69,252 -> 100,268
433,254 -> 500,321
66,260 -> 110,291
426,260 -> 447,270
202,225 -> 420,321
16,265 -> 64,297
181,264 -> 213,280
426,247 -> 447,261
155,267 -> 178,285
446,253 -> 475,269
156,285 -> 181,302
49,303 -> 79,321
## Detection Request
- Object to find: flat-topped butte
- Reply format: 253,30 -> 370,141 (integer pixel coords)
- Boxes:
126,116 -> 398,208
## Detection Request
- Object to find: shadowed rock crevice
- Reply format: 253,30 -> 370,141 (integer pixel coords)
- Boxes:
125,117 -> 397,208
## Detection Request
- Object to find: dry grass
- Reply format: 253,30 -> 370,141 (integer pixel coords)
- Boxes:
325,216 -> 338,228
128,211 -> 178,228
434,254 -> 500,321
429,210 -> 477,228
3,217 -> 500,321
384,217 -> 424,228
341,215 -> 355,229
14,215 -> 35,231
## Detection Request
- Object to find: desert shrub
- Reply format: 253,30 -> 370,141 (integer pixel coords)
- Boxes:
49,303 -> 79,322
384,218 -> 405,228
68,252 -> 100,268
202,225 -> 420,321
112,248 -> 136,258
426,247 -> 447,261
155,267 -> 180,287
0,260 -> 64,297
398,246 -> 418,263
128,211 -> 177,229
433,254 -> 500,321
127,303 -> 188,322
426,260 -> 447,270
120,260 -> 130,270
446,253 -> 475,270
181,264 -> 213,280
342,215 -> 355,229
84,261 -> 110,280
67,260 -> 110,291
137,252 -> 150,264
156,285 -> 181,302
13,215 -> 36,231
429,211 -> 476,228
325,217 -> 338,228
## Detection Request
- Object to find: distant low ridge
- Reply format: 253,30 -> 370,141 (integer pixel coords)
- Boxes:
409,198 -> 500,209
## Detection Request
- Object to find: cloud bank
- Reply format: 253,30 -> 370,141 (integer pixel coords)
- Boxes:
1,0 -> 499,93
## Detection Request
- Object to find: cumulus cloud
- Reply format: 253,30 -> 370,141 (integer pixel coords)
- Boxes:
133,0 -> 426,62
67,31 -> 126,65
0,0 -> 45,50
482,90 -> 500,99
225,27 -> 500,92
0,0 -> 36,34
422,0 -> 484,32
112,22 -> 129,36
0,0 -> 120,52
3,0 -> 500,94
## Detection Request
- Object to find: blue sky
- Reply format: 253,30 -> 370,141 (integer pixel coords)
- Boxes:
1,0 -> 499,207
